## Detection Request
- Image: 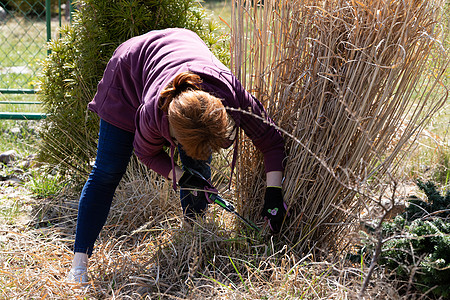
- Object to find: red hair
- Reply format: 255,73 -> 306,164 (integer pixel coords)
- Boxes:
160,72 -> 232,160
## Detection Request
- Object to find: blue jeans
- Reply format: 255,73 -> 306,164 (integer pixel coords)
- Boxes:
74,119 -> 211,256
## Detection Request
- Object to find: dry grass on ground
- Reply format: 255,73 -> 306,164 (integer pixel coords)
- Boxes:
1,162 -> 412,299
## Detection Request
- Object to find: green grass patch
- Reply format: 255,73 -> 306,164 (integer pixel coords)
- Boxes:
26,168 -> 66,199
0,18 -> 47,90
0,119 -> 41,155
202,0 -> 232,27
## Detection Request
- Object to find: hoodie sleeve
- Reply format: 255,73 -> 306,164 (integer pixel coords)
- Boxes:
238,90 -> 286,173
133,103 -> 173,178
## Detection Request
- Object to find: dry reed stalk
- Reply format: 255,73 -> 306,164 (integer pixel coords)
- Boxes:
231,0 -> 449,252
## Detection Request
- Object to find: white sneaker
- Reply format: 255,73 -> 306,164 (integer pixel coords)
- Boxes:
67,266 -> 89,285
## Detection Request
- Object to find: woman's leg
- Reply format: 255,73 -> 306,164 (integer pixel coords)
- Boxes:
178,145 -> 212,219
74,119 -> 134,257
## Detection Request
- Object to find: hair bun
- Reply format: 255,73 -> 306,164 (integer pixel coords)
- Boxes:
173,72 -> 202,92
159,72 -> 203,111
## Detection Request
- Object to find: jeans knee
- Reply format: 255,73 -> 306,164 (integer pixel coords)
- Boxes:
89,166 -> 124,187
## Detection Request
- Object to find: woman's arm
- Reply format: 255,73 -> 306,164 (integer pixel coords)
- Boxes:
167,165 -> 184,183
266,171 -> 283,187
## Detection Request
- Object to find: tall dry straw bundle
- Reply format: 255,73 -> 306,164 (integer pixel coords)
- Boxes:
231,0 -> 449,252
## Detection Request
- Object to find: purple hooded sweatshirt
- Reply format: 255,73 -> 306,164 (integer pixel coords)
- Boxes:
88,28 -> 284,182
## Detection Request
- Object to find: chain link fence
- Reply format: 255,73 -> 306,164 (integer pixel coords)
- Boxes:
0,0 -> 71,119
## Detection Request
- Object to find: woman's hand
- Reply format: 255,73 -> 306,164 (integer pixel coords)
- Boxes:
262,171 -> 287,233
261,186 -> 287,233
178,168 -> 216,194
168,166 -> 184,183
177,167 -> 217,219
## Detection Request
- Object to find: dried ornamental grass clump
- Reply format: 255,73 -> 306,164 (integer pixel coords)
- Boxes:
230,0 -> 449,252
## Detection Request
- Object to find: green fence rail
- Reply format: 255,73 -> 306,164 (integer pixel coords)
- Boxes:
0,112 -> 47,120
0,0 -> 72,120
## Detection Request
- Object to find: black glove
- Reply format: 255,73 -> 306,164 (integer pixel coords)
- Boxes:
261,187 -> 287,233
178,168 -> 217,218
178,168 -> 218,196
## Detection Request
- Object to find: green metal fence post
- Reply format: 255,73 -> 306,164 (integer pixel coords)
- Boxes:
46,0 -> 51,53
59,0 -> 62,27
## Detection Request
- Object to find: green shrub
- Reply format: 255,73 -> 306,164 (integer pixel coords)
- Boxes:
37,0 -> 229,180
380,217 -> 450,298
363,180 -> 450,298
403,180 -> 450,221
